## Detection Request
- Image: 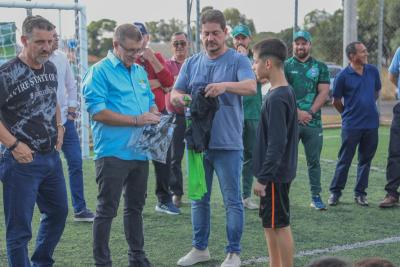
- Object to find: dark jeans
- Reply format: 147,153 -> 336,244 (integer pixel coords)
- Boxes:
385,102 -> 400,198
299,125 -> 323,196
62,119 -> 87,213
93,157 -> 150,267
0,150 -> 68,267
329,128 -> 378,197
242,119 -> 258,199
169,114 -> 186,197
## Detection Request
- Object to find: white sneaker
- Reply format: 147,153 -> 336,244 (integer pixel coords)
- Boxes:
243,197 -> 259,210
177,247 -> 211,266
221,253 -> 241,267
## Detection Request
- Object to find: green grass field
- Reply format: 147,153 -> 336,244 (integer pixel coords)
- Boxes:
0,127 -> 399,266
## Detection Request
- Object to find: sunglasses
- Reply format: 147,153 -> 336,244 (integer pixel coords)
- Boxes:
173,41 -> 187,48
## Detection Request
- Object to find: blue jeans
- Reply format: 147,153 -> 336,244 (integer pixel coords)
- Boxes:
329,128 -> 378,197
191,149 -> 243,253
0,150 -> 68,267
62,119 -> 87,213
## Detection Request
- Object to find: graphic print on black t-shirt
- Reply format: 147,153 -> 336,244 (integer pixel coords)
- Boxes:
0,57 -> 58,152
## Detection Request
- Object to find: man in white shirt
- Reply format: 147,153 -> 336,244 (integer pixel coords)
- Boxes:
50,31 -> 95,222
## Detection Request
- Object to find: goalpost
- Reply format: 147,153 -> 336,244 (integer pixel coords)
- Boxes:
0,1 -> 90,159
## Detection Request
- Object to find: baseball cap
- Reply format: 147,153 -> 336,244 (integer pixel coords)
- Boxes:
133,22 -> 148,35
294,30 -> 312,42
231,24 -> 251,38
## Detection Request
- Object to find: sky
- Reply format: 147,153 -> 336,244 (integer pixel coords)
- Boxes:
0,0 -> 342,41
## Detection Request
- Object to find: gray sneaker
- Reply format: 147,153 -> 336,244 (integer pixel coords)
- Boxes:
177,247 -> 211,266
74,208 -> 95,222
221,253 -> 241,267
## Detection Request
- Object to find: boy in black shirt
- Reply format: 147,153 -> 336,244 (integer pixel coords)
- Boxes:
252,38 -> 298,267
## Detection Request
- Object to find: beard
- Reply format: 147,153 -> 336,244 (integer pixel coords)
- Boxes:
295,50 -> 309,59
35,55 -> 49,65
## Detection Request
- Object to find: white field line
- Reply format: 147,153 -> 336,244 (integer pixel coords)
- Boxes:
241,236 -> 400,266
298,154 -> 386,173
323,133 -> 389,140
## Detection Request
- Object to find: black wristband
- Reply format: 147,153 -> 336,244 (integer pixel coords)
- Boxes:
307,109 -> 316,119
8,140 -> 19,152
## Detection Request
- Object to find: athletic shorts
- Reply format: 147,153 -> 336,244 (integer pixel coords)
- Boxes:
259,182 -> 291,229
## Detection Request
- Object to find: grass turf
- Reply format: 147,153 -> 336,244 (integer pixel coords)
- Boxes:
0,127 -> 399,266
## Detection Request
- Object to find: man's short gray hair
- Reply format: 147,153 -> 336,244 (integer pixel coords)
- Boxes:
113,24 -> 143,43
22,15 -> 55,37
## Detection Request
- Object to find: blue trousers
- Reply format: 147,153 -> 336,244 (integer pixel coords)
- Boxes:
62,119 -> 87,213
0,150 -> 68,267
329,128 -> 378,197
191,149 -> 244,253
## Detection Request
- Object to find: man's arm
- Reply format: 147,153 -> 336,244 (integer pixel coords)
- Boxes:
332,97 -> 344,114
55,103 -> 64,151
204,79 -> 256,98
0,121 -> 34,163
389,73 -> 398,87
92,109 -> 160,127
142,50 -> 174,91
310,83 -> 329,113
170,88 -> 191,107
65,57 -> 78,118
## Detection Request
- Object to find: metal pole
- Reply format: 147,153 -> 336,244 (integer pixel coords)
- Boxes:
79,6 -> 90,158
293,0 -> 298,39
26,0 -> 32,16
195,0 -> 200,53
58,9 -> 62,48
377,0 -> 384,116
186,0 -> 193,55
343,0 -> 358,66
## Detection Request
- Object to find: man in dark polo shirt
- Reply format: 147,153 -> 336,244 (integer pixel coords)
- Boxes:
0,16 -> 68,266
328,41 -> 381,206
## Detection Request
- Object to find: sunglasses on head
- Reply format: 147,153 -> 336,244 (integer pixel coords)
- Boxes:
173,41 -> 187,48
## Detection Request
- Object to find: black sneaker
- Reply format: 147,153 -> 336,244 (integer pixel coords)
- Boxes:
354,195 -> 369,206
328,193 -> 340,206
74,208 -> 95,222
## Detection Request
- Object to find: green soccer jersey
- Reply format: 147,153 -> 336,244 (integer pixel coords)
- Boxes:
243,82 -> 262,120
284,56 -> 330,128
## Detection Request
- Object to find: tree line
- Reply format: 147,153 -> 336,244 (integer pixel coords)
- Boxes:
87,0 -> 400,65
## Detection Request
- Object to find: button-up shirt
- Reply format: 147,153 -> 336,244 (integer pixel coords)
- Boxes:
83,51 -> 155,160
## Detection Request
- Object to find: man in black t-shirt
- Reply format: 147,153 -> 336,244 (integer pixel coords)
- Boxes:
0,16 -> 67,266
252,38 -> 298,267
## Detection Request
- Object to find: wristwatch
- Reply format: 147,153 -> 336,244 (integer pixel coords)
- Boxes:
68,111 -> 77,119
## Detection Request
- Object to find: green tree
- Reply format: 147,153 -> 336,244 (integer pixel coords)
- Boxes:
87,19 -> 116,58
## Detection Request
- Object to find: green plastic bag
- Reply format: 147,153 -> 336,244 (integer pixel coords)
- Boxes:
184,99 -> 207,200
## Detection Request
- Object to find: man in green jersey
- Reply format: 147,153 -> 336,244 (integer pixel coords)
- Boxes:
232,24 -> 263,210
284,31 -> 330,210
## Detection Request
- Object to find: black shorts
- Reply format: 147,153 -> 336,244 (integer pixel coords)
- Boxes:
259,182 -> 291,229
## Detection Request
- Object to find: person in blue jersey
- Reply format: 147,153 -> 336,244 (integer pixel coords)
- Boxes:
83,24 -> 160,267
171,9 -> 256,267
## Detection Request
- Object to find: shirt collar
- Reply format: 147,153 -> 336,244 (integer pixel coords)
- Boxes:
107,50 -> 123,68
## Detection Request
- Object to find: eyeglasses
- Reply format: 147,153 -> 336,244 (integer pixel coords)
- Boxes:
118,42 -> 142,55
173,41 -> 187,48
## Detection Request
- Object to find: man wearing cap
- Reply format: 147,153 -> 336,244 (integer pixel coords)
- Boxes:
284,30 -> 330,210
133,22 -> 179,215
379,47 -> 400,208
231,24 -> 263,210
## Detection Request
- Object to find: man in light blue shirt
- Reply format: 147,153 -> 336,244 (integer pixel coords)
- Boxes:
83,24 -> 160,267
171,9 -> 256,267
379,47 -> 400,208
